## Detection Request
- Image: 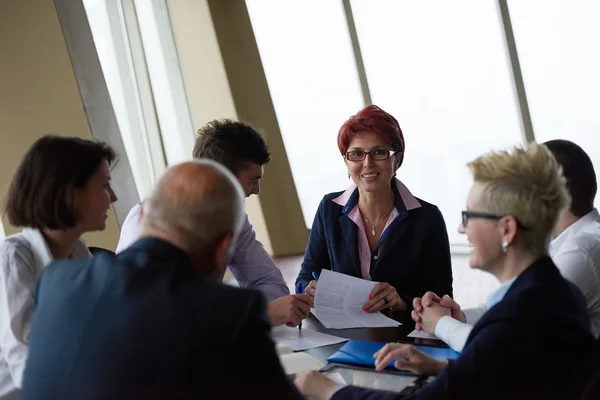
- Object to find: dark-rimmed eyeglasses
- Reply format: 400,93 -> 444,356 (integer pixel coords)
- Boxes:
461,211 -> 529,230
345,149 -> 396,162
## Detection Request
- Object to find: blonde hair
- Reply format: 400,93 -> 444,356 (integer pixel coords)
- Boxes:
467,142 -> 570,254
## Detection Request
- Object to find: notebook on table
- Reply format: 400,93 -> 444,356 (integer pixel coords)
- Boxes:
327,340 -> 460,371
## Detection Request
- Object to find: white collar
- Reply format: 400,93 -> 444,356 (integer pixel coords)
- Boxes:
21,227 -> 91,269
551,209 -> 600,254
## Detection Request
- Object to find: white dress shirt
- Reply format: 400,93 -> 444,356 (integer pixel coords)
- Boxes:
0,228 -> 90,400
116,203 -> 289,301
435,209 -> 600,352
549,209 -> 600,336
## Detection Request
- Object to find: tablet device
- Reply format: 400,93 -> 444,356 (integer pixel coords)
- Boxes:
320,363 -> 427,394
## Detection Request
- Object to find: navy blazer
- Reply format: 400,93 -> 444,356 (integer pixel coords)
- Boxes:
21,238 -> 301,400
296,181 -> 453,315
334,256 -> 595,400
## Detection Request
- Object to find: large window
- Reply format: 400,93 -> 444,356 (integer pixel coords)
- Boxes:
351,0 -> 524,245
247,0 -> 364,227
84,0 -> 162,199
509,0 -> 600,207
83,0 -> 194,199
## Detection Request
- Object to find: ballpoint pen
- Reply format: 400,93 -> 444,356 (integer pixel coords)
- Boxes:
296,282 -> 303,333
312,271 -> 319,281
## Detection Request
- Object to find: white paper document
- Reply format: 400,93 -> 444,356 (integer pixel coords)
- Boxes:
312,270 -> 401,329
271,325 -> 347,351
407,329 -> 438,340
279,352 -> 325,376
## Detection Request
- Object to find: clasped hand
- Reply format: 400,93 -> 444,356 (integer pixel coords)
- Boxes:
412,291 -> 465,334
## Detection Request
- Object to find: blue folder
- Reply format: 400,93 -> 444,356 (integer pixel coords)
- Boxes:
327,340 -> 460,371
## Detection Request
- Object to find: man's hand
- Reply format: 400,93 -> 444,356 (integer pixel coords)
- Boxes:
419,301 -> 450,334
267,294 -> 311,327
364,283 -> 406,313
294,371 -> 340,400
374,343 -> 447,376
412,292 -> 466,331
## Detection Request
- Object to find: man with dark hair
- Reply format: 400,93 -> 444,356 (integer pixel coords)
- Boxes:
192,119 -> 271,196
545,139 -> 600,336
117,119 -> 311,328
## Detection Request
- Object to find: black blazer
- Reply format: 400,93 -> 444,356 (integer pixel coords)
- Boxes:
21,238 -> 301,400
334,257 -> 595,400
296,182 -> 453,314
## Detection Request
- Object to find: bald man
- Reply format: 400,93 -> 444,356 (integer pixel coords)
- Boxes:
20,161 -> 303,400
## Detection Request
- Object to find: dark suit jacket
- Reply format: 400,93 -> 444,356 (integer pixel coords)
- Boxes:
296,183 -> 452,315
334,257 -> 595,400
21,238 -> 301,400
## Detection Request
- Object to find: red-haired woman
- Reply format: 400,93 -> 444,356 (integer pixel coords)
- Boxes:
295,105 -> 452,318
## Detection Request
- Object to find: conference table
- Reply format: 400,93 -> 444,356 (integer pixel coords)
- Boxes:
302,310 -> 446,363
295,311 -> 445,393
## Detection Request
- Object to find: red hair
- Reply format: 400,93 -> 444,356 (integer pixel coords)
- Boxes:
337,105 -> 405,164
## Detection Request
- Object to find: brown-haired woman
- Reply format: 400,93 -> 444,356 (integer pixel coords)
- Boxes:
0,135 -> 117,398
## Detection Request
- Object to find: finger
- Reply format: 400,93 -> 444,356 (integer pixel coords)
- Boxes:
413,297 -> 423,313
411,310 -> 422,323
286,314 -> 301,327
375,345 -> 409,367
366,298 -> 386,313
373,342 -> 397,360
394,360 -> 418,375
293,306 -> 306,323
295,294 -> 313,306
294,301 -> 311,318
422,291 -> 442,307
368,282 -> 387,299
375,348 -> 407,371
439,294 -> 455,307
386,295 -> 400,311
365,286 -> 394,309
415,322 -> 423,331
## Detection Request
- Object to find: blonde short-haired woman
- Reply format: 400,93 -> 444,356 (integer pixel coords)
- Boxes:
294,143 -> 595,400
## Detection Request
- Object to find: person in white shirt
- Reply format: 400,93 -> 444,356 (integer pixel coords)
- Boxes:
412,139 -> 600,351
116,119 -> 311,327
0,135 -> 118,400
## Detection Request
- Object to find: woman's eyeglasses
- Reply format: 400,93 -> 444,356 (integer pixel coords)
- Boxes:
461,211 -> 529,230
345,149 -> 396,161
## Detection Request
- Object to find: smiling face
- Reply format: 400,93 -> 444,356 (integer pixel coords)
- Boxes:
344,131 -> 400,194
458,182 -> 504,272
73,160 -> 118,233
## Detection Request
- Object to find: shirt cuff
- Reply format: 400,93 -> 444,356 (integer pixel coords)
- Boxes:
434,315 -> 471,352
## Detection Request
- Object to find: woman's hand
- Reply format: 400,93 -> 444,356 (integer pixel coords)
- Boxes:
374,343 -> 447,376
294,371 -> 341,400
412,291 -> 466,331
364,282 -> 406,313
304,280 -> 317,307
418,301 -> 451,334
